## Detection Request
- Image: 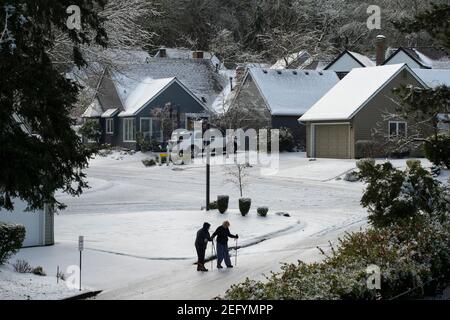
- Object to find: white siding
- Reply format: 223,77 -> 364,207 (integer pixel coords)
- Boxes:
326,53 -> 364,73
0,199 -> 45,247
385,51 -> 422,69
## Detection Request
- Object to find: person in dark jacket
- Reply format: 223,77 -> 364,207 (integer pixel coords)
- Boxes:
195,222 -> 212,272
212,221 -> 238,269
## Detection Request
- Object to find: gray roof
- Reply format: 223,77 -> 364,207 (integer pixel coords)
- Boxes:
413,69 -> 450,88
111,58 -> 227,111
247,68 -> 340,116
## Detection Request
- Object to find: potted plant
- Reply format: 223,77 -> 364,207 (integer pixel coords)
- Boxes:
257,207 -> 269,217
217,195 -> 229,214
239,198 -> 251,216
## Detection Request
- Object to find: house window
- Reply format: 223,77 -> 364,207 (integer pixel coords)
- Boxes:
106,118 -> 114,134
123,118 -> 136,142
389,121 -> 407,138
140,118 -> 152,139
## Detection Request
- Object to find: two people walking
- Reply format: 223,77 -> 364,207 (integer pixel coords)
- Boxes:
195,221 -> 239,272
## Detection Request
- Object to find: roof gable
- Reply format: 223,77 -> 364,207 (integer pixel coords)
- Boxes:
300,64 -> 426,122
384,47 -> 450,69
247,68 -> 340,116
325,50 -> 374,71
117,77 -> 207,117
384,48 -> 431,69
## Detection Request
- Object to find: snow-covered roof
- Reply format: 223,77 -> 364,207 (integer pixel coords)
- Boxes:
300,64 -> 425,122
247,68 -> 340,116
348,51 -> 375,67
101,108 -> 120,118
82,98 -> 103,118
413,69 -> 450,88
111,59 -> 226,112
270,51 -> 311,70
385,47 -> 450,69
301,59 -> 330,71
211,69 -> 236,114
118,78 -> 176,117
154,48 -> 221,66
438,114 -> 450,122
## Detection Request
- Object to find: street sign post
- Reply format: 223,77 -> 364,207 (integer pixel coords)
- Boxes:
78,236 -> 84,291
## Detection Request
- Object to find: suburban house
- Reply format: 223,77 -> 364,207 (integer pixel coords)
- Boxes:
81,54 -> 227,149
384,47 -> 450,69
299,64 -> 428,159
229,68 -> 340,147
323,35 -> 385,79
324,50 -> 375,79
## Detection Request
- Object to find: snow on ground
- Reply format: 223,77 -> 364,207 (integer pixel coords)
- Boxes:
0,264 -> 84,300
55,210 -> 300,259
6,151 -> 440,299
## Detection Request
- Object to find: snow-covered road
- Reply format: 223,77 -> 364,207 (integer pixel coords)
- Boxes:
14,152 -> 375,299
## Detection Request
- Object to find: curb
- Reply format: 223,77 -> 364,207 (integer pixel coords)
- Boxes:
62,290 -> 103,300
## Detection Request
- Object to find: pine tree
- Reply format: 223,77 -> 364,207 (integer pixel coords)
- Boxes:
0,0 -> 107,211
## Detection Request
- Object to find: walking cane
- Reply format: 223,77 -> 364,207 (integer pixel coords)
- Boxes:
235,238 -> 238,266
211,240 -> 214,271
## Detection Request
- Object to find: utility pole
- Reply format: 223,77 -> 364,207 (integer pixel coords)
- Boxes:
206,120 -> 210,211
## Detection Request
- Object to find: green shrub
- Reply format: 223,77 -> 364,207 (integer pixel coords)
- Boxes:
32,266 -> 46,276
79,120 -> 102,144
98,146 -> 113,157
424,134 -> 450,169
142,159 -> 157,167
217,196 -> 229,214
357,161 -> 448,228
278,127 -> 295,152
406,159 -> 421,169
136,132 -> 152,153
151,140 -> 165,153
224,217 -> 450,300
356,158 -> 376,171
208,201 -> 218,210
257,207 -> 268,217
0,222 -> 25,265
239,198 -> 251,216
355,140 -> 380,158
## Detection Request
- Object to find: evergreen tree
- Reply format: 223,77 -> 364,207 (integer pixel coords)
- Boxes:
0,0 -> 107,211
393,3 -> 450,50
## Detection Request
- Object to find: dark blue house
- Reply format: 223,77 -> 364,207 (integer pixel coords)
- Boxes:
82,58 -> 226,149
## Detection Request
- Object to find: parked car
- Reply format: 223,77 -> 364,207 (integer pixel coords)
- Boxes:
168,128 -> 232,160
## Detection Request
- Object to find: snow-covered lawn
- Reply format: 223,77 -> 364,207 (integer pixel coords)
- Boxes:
5,151 -> 443,299
0,265 -> 84,300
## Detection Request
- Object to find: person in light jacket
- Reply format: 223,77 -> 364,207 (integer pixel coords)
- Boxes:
212,221 -> 238,269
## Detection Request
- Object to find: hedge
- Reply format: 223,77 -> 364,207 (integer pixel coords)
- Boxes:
0,222 -> 26,265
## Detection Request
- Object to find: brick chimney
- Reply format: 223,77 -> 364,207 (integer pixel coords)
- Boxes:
375,35 -> 386,66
